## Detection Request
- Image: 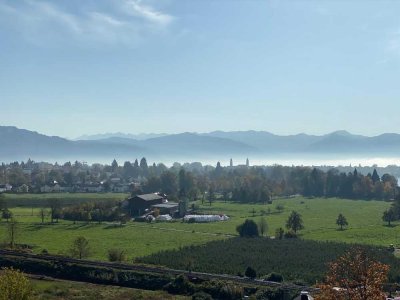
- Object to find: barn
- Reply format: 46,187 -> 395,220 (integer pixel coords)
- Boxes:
123,193 -> 165,216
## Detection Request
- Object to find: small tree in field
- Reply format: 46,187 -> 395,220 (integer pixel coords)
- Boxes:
38,208 -> 48,224
0,267 -> 33,300
2,208 -> 12,222
7,217 -> 18,248
336,213 -> 348,230
317,248 -> 389,300
286,211 -> 304,233
258,217 -> 268,237
275,227 -> 284,240
382,208 -> 396,226
236,219 -> 259,237
70,236 -> 91,259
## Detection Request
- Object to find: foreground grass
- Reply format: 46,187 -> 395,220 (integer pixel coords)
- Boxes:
0,197 -> 397,260
31,278 -> 189,300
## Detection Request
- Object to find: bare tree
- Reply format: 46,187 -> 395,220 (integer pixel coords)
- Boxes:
38,208 -> 48,224
7,217 -> 18,248
70,236 -> 91,259
258,217 -> 268,237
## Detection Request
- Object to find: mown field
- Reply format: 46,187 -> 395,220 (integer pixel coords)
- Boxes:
0,195 -> 398,261
31,278 -> 189,300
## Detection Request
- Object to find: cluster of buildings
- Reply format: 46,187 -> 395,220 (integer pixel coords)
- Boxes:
122,193 -> 187,218
122,193 -> 229,223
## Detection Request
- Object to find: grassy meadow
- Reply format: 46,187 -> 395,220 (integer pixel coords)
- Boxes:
0,194 -> 398,261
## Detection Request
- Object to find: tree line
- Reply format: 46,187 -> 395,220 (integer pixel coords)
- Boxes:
1,158 -> 397,202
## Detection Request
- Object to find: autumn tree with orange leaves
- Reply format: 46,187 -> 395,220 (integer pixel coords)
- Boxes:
316,248 -> 389,300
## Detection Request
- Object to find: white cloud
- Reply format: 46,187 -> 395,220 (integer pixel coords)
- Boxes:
0,0 -> 174,46
123,0 -> 174,26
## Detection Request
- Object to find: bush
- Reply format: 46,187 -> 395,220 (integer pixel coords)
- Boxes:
108,249 -> 127,262
192,292 -> 213,300
164,274 -> 195,295
0,267 -> 33,300
245,266 -> 257,279
264,272 -> 283,282
284,230 -> 297,239
256,287 -> 289,300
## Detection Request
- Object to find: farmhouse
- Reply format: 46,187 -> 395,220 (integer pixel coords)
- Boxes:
123,193 -> 166,216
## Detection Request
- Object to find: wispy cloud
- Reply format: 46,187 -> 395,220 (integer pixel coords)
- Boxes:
0,0 -> 175,46
123,0 -> 174,26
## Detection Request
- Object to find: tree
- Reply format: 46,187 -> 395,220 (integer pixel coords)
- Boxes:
38,208 -> 48,224
286,211 -> 304,233
7,217 -> 18,248
258,217 -> 268,237
371,169 -> 380,184
336,213 -> 348,230
275,227 -> 284,240
140,157 -> 149,176
0,267 -> 33,300
2,208 -> 12,222
48,199 -> 61,223
70,236 -> 91,259
111,159 -> 118,172
208,186 -> 215,206
317,248 -> 389,300
382,208 -> 396,226
236,219 -> 259,237
245,266 -> 257,279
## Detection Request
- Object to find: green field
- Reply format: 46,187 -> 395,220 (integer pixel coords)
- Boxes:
0,196 -> 397,261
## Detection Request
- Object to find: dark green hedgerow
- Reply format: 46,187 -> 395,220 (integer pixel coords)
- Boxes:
137,238 -> 400,284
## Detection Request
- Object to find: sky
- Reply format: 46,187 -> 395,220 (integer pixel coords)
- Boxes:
0,0 -> 400,139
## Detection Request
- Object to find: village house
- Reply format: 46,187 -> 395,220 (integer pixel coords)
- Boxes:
0,184 -> 12,193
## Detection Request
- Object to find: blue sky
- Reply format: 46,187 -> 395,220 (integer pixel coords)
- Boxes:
0,0 -> 399,139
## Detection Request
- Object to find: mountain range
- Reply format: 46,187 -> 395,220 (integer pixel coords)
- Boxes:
1,126 -> 400,163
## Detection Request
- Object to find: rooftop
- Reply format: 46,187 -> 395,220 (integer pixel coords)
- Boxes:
152,202 -> 179,209
133,193 -> 164,201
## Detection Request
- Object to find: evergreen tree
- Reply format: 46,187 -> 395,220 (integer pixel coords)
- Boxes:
111,159 -> 118,172
372,169 -> 380,184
